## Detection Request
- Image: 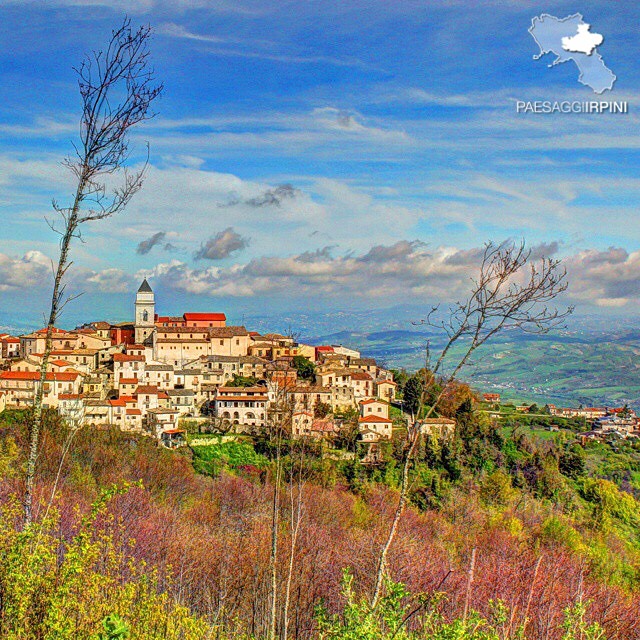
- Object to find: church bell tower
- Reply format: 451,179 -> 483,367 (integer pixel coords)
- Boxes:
134,279 -> 155,345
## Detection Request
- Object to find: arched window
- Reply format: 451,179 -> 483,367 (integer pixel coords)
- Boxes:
142,310 -> 148,322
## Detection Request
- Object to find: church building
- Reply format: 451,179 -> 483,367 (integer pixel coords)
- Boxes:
134,279 -> 156,345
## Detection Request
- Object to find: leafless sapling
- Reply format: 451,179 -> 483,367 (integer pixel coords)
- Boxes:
370,240 -> 572,608
23,18 -> 162,527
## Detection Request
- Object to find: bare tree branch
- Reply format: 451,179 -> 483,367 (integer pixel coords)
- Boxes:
23,17 -> 162,527
370,239 -> 571,608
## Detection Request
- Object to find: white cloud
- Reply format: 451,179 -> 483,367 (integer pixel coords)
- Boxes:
0,249 -> 133,295
566,248 -> 640,308
78,268 -> 133,293
0,251 -> 51,291
6,239 -> 640,312
134,240 -> 640,311
140,240 -> 492,301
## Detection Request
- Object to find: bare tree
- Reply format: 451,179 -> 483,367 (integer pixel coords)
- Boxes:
23,18 -> 162,527
282,440 -> 307,640
370,240 -> 571,608
268,442 -> 282,640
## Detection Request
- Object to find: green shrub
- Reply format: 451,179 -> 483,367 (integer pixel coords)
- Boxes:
0,489 -> 209,639
191,442 -> 268,476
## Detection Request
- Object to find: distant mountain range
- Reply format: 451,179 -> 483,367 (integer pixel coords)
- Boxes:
246,306 -> 640,409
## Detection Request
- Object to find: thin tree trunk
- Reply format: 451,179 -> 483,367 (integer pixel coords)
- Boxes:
522,555 -> 543,636
269,444 -> 282,640
22,19 -> 161,527
370,427 -> 419,608
283,456 -> 304,640
463,547 -> 476,622
24,177 -> 86,527
371,347 -> 476,608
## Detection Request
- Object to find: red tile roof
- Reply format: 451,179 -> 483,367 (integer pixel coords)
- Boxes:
109,394 -> 139,407
183,313 -> 226,321
113,354 -> 145,362
35,327 -> 69,335
358,415 -> 392,424
135,385 -> 159,394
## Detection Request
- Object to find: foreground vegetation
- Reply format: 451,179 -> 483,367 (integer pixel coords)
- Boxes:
2,403 -> 640,638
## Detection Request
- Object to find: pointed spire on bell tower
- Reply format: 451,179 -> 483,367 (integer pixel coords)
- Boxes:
135,279 -> 155,345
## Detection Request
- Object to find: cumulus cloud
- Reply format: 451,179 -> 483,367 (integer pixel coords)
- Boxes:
76,268 -> 134,293
142,239 -> 640,311
142,240 -> 481,300
219,183 -> 300,208
0,250 -> 133,294
529,241 -> 561,261
194,227 -> 249,260
360,240 -> 426,263
136,231 -> 167,255
0,251 -> 51,291
10,240 -> 640,312
566,247 -> 640,307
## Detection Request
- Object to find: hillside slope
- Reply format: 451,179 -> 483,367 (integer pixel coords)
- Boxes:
1,409 -> 640,637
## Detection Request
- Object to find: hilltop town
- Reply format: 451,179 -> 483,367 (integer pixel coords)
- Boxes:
0,280 -> 404,448
0,279 -> 635,453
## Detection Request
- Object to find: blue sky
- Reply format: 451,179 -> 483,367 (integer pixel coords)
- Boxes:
0,0 -> 639,327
